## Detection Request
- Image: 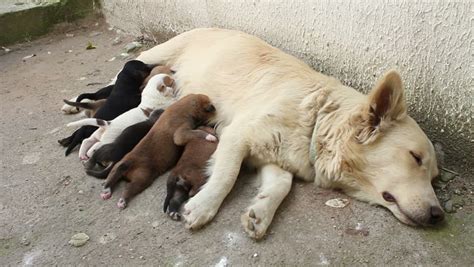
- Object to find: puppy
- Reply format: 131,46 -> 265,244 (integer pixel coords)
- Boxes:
61,65 -> 173,114
140,65 -> 174,90
67,73 -> 176,160
101,94 -> 217,209
58,60 -> 154,156
85,109 -> 165,178
63,99 -> 106,118
163,126 -> 218,220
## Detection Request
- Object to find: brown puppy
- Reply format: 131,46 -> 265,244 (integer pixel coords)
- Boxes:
101,94 -> 217,209
163,126 -> 218,220
140,65 -> 174,91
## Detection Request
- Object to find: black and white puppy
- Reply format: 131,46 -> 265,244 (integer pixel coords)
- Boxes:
84,109 -> 164,178
58,60 -> 155,156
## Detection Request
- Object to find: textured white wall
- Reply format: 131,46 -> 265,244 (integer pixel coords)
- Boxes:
101,0 -> 473,165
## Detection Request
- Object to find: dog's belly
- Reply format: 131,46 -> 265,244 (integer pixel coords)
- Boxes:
139,28 -> 320,180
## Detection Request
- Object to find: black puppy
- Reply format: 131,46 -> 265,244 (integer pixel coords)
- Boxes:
84,109 -> 165,178
59,60 -> 155,156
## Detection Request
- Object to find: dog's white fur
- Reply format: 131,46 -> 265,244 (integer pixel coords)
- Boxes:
80,28 -> 441,239
67,74 -> 176,159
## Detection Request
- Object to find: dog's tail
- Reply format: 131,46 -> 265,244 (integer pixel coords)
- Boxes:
67,118 -> 111,128
86,163 -> 115,179
63,99 -> 96,110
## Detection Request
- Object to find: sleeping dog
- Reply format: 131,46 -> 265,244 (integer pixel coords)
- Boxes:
100,94 -> 217,209
164,126 -> 218,220
67,73 -> 176,160
84,109 -> 165,178
58,60 -> 154,156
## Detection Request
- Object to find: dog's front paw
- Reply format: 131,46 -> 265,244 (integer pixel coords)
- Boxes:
241,208 -> 270,240
183,194 -> 219,230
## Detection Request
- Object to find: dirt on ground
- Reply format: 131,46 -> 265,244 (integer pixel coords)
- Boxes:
1,18 -> 473,266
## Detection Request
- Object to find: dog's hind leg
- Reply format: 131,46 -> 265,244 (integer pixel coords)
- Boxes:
79,135 -> 98,160
183,123 -> 248,230
241,164 -> 293,240
86,141 -> 103,158
118,168 -> 154,209
101,161 -> 129,199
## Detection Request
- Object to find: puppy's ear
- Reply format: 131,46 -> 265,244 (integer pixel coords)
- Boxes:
367,70 -> 407,125
163,76 -> 174,87
356,70 -> 407,144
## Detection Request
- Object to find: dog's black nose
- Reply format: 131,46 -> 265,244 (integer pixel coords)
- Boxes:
205,104 -> 216,113
428,206 -> 445,225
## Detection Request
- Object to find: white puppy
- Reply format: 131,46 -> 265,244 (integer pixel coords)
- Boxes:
67,74 -> 176,160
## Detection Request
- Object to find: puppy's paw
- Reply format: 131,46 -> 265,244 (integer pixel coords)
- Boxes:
205,134 -> 217,142
80,155 -> 89,161
168,211 -> 181,221
100,188 -> 112,200
182,195 -> 219,230
117,198 -> 127,209
241,208 -> 267,240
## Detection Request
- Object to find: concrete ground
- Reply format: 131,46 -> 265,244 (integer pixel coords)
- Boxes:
1,18 -> 473,266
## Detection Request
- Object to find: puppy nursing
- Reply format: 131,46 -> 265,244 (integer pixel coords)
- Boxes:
101,94 -> 217,209
59,60 -> 154,155
84,109 -> 165,178
164,126 -> 218,220
68,73 -> 176,160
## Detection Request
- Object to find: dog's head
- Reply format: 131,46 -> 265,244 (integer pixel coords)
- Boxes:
119,60 -> 155,83
181,94 -> 216,123
328,70 -> 443,226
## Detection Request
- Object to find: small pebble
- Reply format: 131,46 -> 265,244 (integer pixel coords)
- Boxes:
444,200 -> 454,213
68,233 -> 89,247
20,237 -> 30,246
78,190 -> 84,194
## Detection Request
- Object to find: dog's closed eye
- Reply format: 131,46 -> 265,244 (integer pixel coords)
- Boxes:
410,151 -> 422,166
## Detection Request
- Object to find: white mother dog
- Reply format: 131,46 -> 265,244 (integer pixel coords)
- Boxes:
84,28 -> 443,239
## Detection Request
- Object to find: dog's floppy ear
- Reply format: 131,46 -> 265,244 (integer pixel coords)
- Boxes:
367,70 -> 407,125
356,70 -> 407,144
163,76 -> 175,87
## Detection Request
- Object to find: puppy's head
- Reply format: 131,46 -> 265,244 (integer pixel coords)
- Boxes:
141,65 -> 175,90
180,94 -> 216,124
142,74 -> 176,98
119,60 -> 155,83
326,70 -> 443,227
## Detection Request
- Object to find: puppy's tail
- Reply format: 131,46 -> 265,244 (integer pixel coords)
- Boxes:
67,118 -> 111,128
63,99 -> 95,110
86,163 -> 115,179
